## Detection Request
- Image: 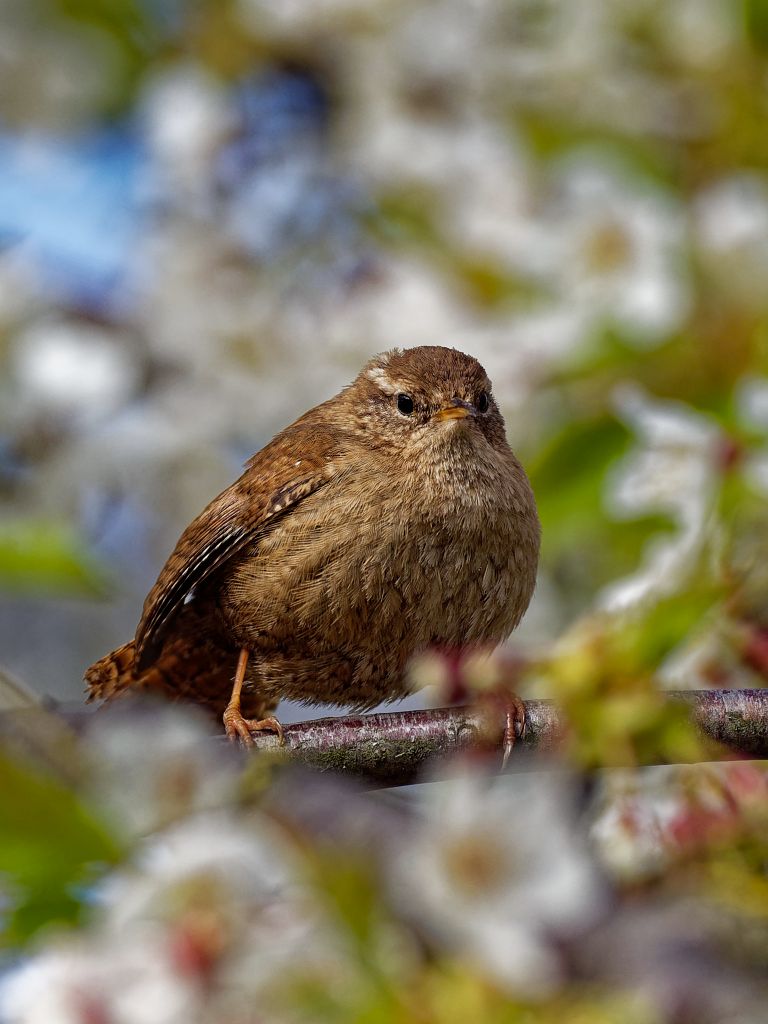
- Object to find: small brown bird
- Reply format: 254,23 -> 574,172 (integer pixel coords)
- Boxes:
85,346 -> 540,745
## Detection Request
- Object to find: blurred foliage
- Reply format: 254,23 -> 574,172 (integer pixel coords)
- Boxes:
1,707 -> 767,1022
0,521 -> 106,596
544,610 -> 717,768
526,414 -> 675,580
0,748 -> 120,944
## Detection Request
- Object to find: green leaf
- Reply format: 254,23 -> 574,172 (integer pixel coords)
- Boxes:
365,188 -> 441,248
518,115 -> 679,188
528,415 -> 676,587
0,520 -> 107,596
51,0 -> 160,112
529,417 -> 630,518
744,0 -> 768,51
310,853 -> 381,950
0,751 -> 122,945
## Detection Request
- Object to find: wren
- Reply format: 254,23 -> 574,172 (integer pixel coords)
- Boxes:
85,346 -> 541,745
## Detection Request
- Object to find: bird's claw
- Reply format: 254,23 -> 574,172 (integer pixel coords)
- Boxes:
223,705 -> 284,748
501,695 -> 527,769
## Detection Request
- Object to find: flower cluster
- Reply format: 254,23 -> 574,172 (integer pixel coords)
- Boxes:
1,700 -> 768,1023
2,0 -> 768,704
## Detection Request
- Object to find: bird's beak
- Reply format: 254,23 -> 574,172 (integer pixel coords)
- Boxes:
433,400 -> 474,422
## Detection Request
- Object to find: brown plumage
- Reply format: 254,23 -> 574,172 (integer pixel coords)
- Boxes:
85,346 -> 540,743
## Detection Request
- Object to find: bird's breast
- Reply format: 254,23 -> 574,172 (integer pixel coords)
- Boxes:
221,442 -> 539,658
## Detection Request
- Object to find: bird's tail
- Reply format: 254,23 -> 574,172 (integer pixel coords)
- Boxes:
84,628 -> 271,721
84,640 -> 172,703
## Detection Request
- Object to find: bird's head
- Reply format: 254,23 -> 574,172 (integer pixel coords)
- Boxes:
347,346 -> 508,456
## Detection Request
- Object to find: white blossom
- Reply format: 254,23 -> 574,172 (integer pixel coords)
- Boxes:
84,706 -> 243,839
237,0 -> 399,37
600,386 -> 721,611
0,933 -> 195,1024
10,318 -> 140,426
389,769 -> 603,995
0,809 -> 346,1024
302,254 -> 470,357
695,174 -> 768,307
660,0 -> 739,69
735,376 -> 768,501
103,812 -> 299,929
535,157 -> 690,346
737,375 -> 768,434
102,811 -> 340,996
141,64 -> 234,208
590,768 -> 685,882
345,109 -> 533,273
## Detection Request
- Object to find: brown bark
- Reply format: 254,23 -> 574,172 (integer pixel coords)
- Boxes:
243,689 -> 768,786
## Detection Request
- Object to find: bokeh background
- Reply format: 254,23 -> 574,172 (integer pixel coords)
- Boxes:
7,4 -> 768,1022
4,0 -> 768,709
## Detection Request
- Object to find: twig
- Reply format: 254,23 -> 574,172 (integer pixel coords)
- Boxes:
244,689 -> 768,786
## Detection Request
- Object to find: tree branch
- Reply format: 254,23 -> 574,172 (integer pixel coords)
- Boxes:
245,689 -> 768,786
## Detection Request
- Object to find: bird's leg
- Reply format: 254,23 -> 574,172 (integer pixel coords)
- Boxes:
223,648 -> 284,747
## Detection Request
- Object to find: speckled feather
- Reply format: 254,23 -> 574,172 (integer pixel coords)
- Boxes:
85,346 -> 540,721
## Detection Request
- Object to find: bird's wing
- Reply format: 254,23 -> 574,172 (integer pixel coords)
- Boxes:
135,414 -> 343,670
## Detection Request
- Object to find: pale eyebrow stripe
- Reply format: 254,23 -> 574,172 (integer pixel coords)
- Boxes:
366,366 -> 395,390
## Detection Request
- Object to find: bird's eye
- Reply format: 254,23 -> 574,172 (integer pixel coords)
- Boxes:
476,391 -> 489,413
397,393 -> 414,416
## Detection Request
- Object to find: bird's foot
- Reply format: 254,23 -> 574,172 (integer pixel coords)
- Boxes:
501,693 -> 527,768
477,689 -> 527,768
223,703 -> 284,748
